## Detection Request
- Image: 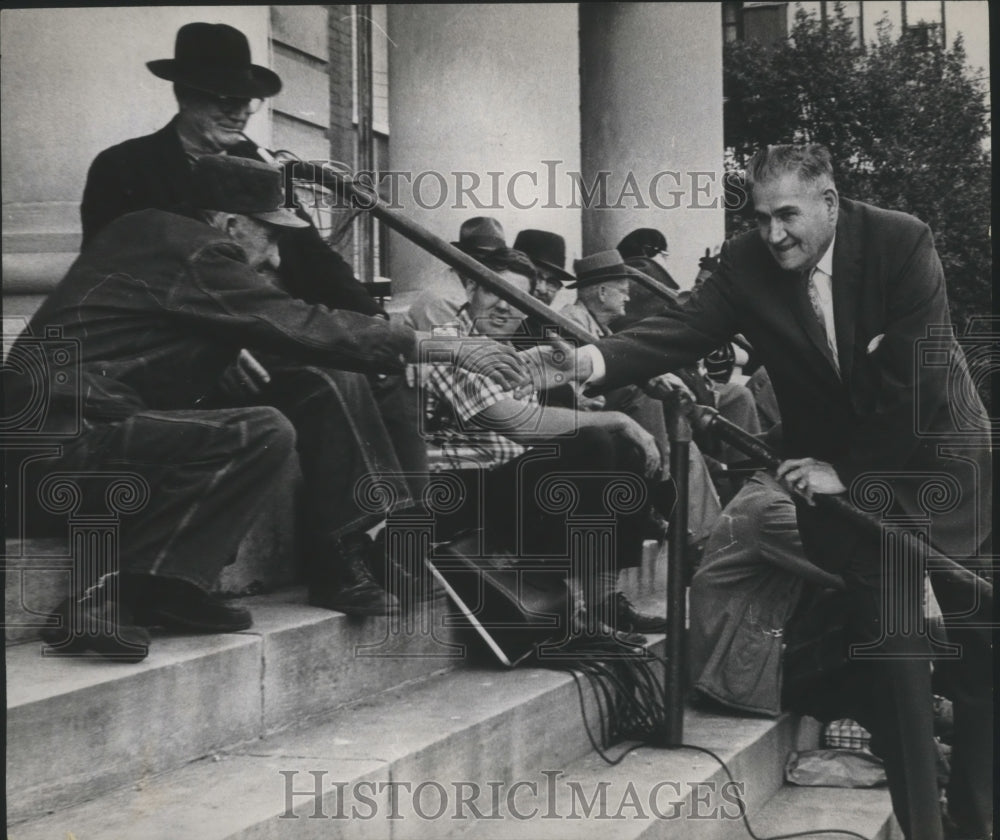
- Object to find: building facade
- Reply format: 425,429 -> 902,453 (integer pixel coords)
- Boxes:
1,4 -> 724,331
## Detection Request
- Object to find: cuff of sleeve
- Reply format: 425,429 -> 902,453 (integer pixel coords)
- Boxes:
580,344 -> 606,386
392,323 -> 419,367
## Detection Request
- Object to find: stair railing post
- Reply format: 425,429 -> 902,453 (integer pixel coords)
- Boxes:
662,388 -> 693,746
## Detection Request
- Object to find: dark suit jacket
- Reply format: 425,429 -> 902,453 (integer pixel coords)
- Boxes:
596,197 -> 991,558
80,118 -> 384,317
10,209 -> 414,434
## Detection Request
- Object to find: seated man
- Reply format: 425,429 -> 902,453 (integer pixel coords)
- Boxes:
7,155 -> 526,660
689,471 -> 953,813
513,228 -> 573,307
561,251 -> 722,547
421,248 -> 668,637
689,471 -> 845,716
403,217 -> 507,332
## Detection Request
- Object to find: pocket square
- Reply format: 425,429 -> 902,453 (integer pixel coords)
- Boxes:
866,334 -> 885,355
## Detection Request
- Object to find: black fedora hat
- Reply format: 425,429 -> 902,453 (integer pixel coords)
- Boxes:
512,229 -> 574,285
147,22 -> 282,99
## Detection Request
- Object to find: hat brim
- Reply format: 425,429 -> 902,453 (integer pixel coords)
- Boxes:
250,208 -> 310,229
566,269 -> 633,290
147,59 -> 282,99
451,242 -> 505,256
531,258 -> 574,285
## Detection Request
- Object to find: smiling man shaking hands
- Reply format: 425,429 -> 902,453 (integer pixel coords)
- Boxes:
522,143 -> 992,840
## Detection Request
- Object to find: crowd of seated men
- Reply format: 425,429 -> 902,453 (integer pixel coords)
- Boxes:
11,21 -> 769,669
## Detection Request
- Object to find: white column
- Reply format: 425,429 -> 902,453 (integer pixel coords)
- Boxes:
386,3 -> 581,296
579,2 -> 724,289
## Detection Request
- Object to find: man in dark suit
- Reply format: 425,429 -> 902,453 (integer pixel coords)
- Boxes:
526,144 -> 992,840
80,22 -> 378,317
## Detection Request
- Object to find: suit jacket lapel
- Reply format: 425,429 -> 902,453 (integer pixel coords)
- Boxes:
832,204 -> 862,386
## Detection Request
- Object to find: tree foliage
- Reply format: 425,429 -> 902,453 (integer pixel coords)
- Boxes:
723,4 -> 992,331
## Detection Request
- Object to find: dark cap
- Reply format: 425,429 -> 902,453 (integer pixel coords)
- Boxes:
617,228 -> 668,259
190,155 -> 308,228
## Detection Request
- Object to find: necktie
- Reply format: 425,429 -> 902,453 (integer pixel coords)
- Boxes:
807,267 -> 840,374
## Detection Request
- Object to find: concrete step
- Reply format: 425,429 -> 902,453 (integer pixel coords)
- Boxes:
454,709 -> 802,840
4,495 -> 298,645
747,785 -> 899,840
12,633 -> 820,840
7,540 -> 673,830
6,589 -> 465,824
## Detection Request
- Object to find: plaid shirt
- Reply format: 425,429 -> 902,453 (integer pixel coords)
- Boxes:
423,306 -> 538,472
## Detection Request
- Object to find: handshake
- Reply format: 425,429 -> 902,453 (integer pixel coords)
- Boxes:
412,334 -> 594,397
216,337 -> 606,401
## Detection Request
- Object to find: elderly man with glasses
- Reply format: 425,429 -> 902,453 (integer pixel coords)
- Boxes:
81,21 -> 379,318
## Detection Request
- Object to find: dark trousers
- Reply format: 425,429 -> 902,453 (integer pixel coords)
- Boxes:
796,503 -> 993,840
24,406 -> 297,591
21,367 -> 426,593
432,426 -> 647,575
262,367 -> 427,562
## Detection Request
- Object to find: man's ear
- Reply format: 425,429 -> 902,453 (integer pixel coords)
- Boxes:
223,214 -> 241,239
822,186 -> 839,221
461,276 -> 478,301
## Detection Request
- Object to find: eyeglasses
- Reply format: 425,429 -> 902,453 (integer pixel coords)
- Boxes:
182,85 -> 264,115
208,93 -> 264,115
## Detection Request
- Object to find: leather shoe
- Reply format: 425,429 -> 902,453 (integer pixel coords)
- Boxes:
309,532 -> 400,616
137,579 -> 253,632
600,591 -> 667,635
41,596 -> 150,662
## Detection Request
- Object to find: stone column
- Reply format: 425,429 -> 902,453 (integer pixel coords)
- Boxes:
579,2 -> 724,288
386,4 -> 582,299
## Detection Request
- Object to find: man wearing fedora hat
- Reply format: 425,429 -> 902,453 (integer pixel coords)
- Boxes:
512,229 -> 574,307
81,22 -> 380,320
561,251 -> 723,554
403,217 -> 509,332
10,155 -> 529,659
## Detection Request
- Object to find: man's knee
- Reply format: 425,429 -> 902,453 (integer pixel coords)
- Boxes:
235,406 -> 298,466
245,406 -> 295,458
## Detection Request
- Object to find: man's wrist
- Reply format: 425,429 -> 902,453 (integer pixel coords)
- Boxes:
578,344 -> 604,385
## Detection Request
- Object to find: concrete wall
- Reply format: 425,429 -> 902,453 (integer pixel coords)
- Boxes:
580,2 -> 725,290
385,4 -> 582,297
